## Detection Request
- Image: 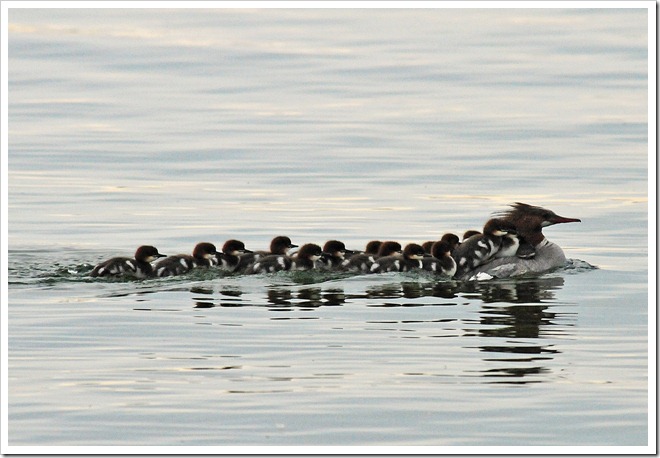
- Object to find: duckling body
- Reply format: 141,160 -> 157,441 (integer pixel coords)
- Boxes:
371,243 -> 425,273
154,242 -> 218,277
318,240 -> 350,270
216,239 -> 252,272
452,219 -> 517,278
421,241 -> 457,277
341,240 -> 400,273
290,244 -> 324,271
91,245 -> 165,279
235,236 -> 297,273
249,243 -> 322,274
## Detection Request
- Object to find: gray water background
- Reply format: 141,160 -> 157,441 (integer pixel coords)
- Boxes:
6,6 -> 652,449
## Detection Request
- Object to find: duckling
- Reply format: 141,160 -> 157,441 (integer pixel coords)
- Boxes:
250,243 -> 323,274
341,240 -> 401,273
154,242 -> 218,277
216,239 -> 252,272
290,243 -> 325,271
462,230 -> 481,241
494,232 -> 520,258
235,236 -> 297,273
91,245 -> 165,279
452,218 -> 517,278
424,233 -> 460,255
371,243 -> 425,273
364,240 -> 382,255
421,241 -> 457,277
318,240 -> 350,270
440,233 -> 461,252
422,240 -> 435,255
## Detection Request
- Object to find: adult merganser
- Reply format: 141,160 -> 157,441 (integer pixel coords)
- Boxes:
91,245 -> 165,278
249,243 -> 323,274
452,218 -> 517,278
154,242 -> 218,277
216,239 -> 252,272
341,240 -> 401,273
235,236 -> 298,273
421,241 -> 457,277
459,202 -> 581,280
371,243 -> 425,273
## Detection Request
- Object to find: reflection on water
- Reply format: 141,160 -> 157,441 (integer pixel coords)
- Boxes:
7,253 -> 590,388
179,274 -> 573,385
462,277 -> 566,304
186,274 -> 567,309
470,338 -> 561,385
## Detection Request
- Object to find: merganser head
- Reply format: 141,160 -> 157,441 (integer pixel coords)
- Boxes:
270,236 -> 298,254
502,202 -> 581,227
422,240 -> 435,254
403,243 -> 426,260
193,242 -> 218,260
323,240 -> 347,259
365,240 -> 382,254
222,239 -> 251,256
298,243 -> 324,261
135,245 -> 166,263
497,202 -> 581,245
378,241 -> 402,257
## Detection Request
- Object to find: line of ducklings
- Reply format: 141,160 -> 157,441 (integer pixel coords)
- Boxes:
91,217 -> 530,280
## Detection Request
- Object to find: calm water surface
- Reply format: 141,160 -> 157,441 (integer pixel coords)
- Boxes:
6,6 -> 652,449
